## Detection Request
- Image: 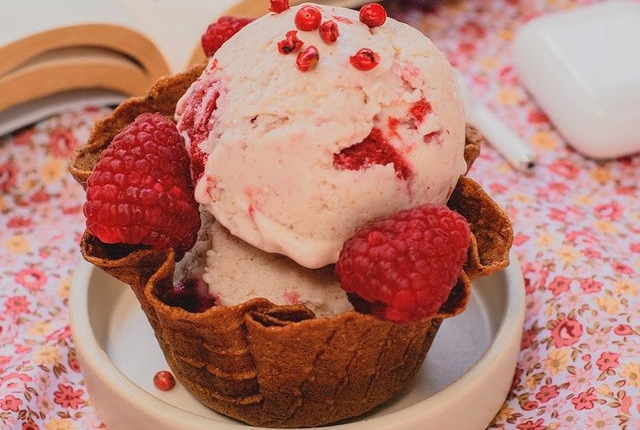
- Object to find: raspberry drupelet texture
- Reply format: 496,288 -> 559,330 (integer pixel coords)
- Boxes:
84,112 -> 201,257
336,204 -> 471,323
201,16 -> 254,57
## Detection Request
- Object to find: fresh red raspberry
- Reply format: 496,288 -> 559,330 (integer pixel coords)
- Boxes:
336,204 -> 471,323
84,113 -> 201,257
201,16 -> 253,57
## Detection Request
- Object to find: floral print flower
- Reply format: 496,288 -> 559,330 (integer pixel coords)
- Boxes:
571,388 -> 598,410
44,418 -> 76,430
15,267 -> 47,291
0,394 -> 23,412
595,292 -> 621,315
4,296 -> 30,316
614,279 -> 638,296
620,363 -> 640,388
48,128 -> 77,158
584,409 -> 616,429
2,234 -> 32,255
515,418 -> 545,430
535,384 -> 559,403
547,275 -> 571,297
579,278 -> 602,294
548,159 -> 580,180
593,202 -> 623,221
53,384 -> 84,409
550,316 -> 583,348
543,348 -> 570,376
613,324 -> 633,336
0,161 -> 19,193
40,158 -> 68,185
33,344 -> 62,367
595,352 -> 620,373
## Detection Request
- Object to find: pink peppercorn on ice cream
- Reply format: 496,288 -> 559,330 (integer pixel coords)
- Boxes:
176,2 -> 467,270
70,1 -> 513,427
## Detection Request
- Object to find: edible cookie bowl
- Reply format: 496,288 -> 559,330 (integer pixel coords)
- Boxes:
70,68 -> 512,428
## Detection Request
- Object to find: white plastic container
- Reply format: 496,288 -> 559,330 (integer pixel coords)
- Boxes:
512,0 -> 640,159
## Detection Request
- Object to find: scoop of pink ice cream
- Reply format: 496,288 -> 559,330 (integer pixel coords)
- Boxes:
176,3 -> 466,269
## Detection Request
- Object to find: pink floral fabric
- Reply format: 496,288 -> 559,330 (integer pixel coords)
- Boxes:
0,0 -> 638,429
1,107 -> 110,430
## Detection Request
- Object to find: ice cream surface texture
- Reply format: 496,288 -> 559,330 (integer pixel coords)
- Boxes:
174,215 -> 354,317
176,3 -> 467,269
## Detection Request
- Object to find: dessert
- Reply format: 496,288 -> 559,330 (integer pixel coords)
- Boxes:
70,1 -> 513,427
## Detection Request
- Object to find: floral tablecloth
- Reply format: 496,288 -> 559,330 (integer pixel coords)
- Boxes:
1,0 -> 639,429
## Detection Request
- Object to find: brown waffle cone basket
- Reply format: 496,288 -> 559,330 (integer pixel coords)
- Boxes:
70,64 -> 513,428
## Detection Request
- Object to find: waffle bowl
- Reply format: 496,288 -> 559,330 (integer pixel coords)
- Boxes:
69,65 -> 513,428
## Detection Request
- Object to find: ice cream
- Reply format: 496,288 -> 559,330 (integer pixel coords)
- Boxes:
175,3 -> 467,270
174,215 -> 354,317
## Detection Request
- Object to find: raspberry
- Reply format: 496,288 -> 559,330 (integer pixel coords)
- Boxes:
335,204 -> 471,323
175,61 -> 221,183
156,277 -> 215,313
333,127 -> 412,180
409,98 -> 433,123
201,16 -> 253,57
84,113 -> 201,257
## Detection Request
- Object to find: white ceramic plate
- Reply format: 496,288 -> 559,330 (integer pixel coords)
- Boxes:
69,253 -> 524,430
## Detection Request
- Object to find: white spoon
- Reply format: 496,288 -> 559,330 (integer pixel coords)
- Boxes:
455,70 -> 537,174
